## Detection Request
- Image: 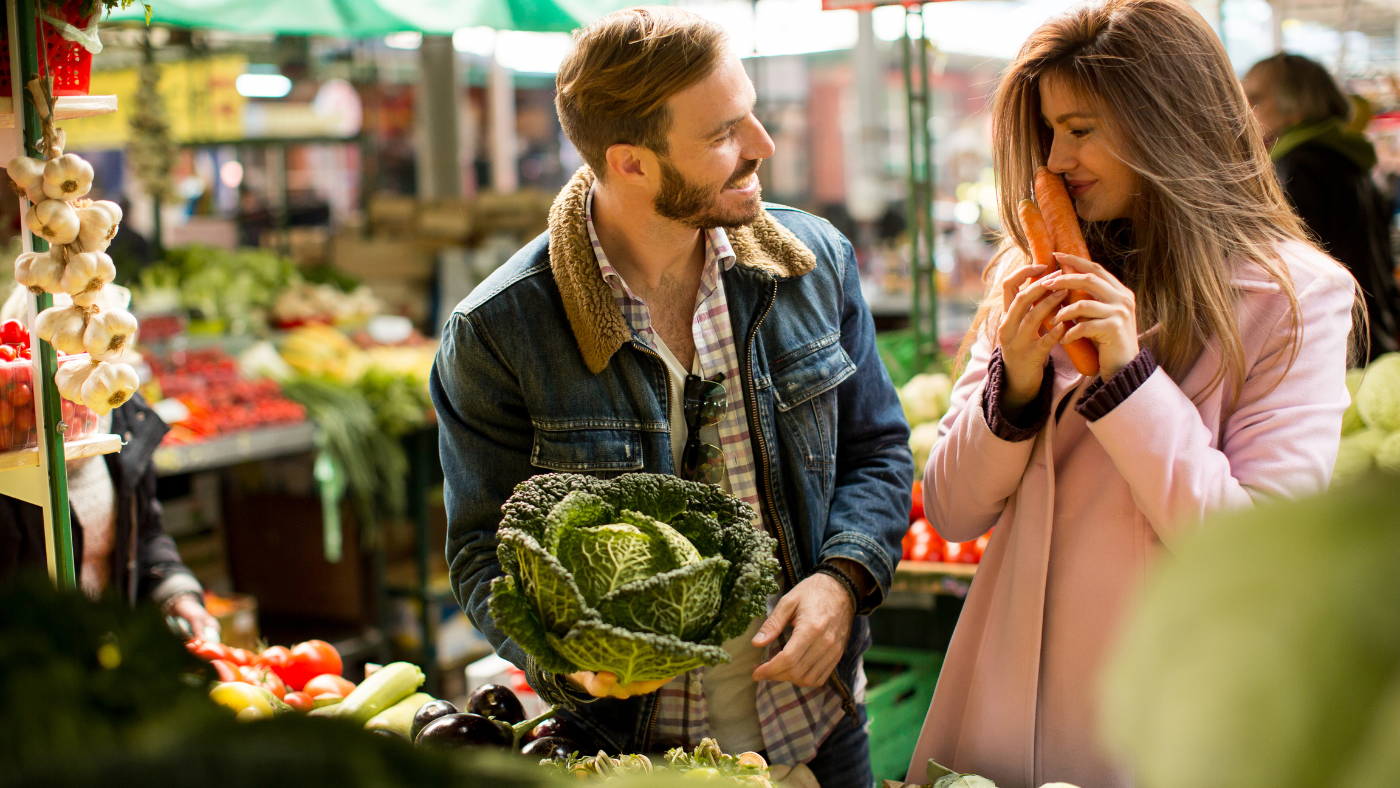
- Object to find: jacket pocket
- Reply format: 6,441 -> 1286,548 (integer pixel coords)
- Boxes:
531,425 -> 645,473
770,338 -> 856,470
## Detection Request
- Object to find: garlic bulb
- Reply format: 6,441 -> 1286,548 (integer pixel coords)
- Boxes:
35,305 -> 88,355
6,156 -> 46,203
55,359 -> 96,403
75,202 -> 121,252
82,307 -> 138,362
59,251 -> 116,298
25,199 -> 80,245
79,361 -> 139,416
14,251 -> 64,293
42,153 -> 94,201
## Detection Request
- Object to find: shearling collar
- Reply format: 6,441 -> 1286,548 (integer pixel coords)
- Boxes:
548,166 -> 817,374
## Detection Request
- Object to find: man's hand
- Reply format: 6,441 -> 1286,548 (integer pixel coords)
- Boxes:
750,572 -> 855,687
567,670 -> 674,699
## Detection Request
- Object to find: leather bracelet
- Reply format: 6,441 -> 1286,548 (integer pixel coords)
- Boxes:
811,563 -> 860,610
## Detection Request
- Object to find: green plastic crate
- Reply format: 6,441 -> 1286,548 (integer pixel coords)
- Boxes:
864,646 -> 944,784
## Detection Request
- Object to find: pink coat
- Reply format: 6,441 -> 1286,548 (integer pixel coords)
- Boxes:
907,241 -> 1354,788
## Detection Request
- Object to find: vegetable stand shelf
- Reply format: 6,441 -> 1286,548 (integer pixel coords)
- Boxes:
892,560 -> 977,600
153,421 -> 317,476
0,433 -> 123,503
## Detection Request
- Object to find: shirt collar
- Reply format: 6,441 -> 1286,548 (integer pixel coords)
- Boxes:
585,184 -> 738,300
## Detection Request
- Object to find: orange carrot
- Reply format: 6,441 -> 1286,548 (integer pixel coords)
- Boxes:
1018,199 -> 1055,269
1032,167 -> 1100,377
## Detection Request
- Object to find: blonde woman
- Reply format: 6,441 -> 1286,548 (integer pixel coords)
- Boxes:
908,1 -> 1357,786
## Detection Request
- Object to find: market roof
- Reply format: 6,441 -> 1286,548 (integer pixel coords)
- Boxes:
102,0 -> 638,35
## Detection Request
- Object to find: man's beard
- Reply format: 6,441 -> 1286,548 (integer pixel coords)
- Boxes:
653,157 -> 763,230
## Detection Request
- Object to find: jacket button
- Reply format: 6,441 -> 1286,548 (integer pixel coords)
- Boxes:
136,412 -> 145,422
123,431 -> 133,442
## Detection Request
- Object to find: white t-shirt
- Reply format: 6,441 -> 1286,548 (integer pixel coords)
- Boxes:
650,337 -> 767,755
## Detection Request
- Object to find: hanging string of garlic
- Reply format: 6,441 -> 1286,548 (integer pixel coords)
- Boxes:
3,76 -> 142,418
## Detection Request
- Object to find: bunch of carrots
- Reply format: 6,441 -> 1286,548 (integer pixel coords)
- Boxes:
1017,166 -> 1100,377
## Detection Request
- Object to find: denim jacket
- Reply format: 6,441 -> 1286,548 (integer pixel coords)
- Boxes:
431,168 -> 913,755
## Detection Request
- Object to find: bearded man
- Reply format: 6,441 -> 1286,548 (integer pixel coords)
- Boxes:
431,8 -> 912,785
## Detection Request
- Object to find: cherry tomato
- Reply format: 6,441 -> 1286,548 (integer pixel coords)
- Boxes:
0,346 -> 15,362
209,659 -> 240,683
237,664 -> 287,700
18,346 -> 29,359
283,691 -> 315,713
10,384 -> 30,408
0,401 -> 12,428
14,406 -> 34,434
256,645 -> 293,685
0,320 -> 24,346
281,640 -> 342,691
303,673 -> 356,698
189,640 -> 234,663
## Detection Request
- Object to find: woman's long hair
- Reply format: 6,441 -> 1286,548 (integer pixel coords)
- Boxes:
964,0 -> 1346,402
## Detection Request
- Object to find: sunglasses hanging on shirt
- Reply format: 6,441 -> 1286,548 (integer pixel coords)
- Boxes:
681,372 -> 728,485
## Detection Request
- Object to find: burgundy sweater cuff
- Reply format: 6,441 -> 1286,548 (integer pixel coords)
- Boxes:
1075,346 -> 1158,422
982,347 -> 1053,442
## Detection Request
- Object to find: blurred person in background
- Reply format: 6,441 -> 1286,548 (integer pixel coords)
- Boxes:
0,285 -> 217,640
1244,53 -> 1400,360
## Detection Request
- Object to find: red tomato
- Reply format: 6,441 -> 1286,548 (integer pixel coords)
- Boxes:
282,640 -> 342,690
945,540 -> 980,564
226,647 -> 257,667
910,536 -> 943,562
238,665 -> 287,699
18,347 -> 29,359
973,533 -> 991,562
10,384 -> 30,408
910,480 -> 925,524
303,673 -> 356,698
283,691 -> 314,713
256,645 -> 293,684
13,406 -> 32,432
0,401 -> 12,428
0,320 -> 24,346
209,659 -> 239,683
189,640 -> 234,663
0,346 -> 15,362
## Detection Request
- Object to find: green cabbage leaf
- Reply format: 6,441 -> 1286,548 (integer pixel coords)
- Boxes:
488,473 -> 779,685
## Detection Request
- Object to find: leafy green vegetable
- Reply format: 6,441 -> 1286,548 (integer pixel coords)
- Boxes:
1101,470 -> 1400,788
356,366 -> 431,439
133,245 -> 301,335
489,474 -> 779,686
281,377 -> 407,542
1355,352 -> 1400,432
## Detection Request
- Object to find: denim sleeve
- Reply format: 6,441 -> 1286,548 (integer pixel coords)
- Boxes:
431,311 -> 588,708
817,235 -> 915,615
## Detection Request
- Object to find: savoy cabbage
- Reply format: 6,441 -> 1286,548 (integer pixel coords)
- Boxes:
488,474 -> 780,686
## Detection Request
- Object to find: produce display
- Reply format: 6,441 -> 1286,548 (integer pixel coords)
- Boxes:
488,473 -> 779,685
901,372 -> 953,475
542,739 -> 774,785
901,481 -> 987,565
272,282 -> 380,328
893,759 -> 1080,788
1332,352 -> 1400,485
132,245 -> 302,336
149,348 -> 306,444
7,116 -> 142,418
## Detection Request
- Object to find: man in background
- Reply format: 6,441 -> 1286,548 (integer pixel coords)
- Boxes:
1244,52 -> 1400,360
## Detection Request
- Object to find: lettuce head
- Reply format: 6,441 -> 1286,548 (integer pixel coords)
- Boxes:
488,473 -> 779,686
1101,471 -> 1400,788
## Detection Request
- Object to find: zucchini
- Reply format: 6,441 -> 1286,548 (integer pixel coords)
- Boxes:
333,662 -> 425,725
364,692 -> 434,737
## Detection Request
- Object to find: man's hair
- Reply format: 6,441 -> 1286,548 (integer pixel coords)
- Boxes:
555,7 -> 729,179
1247,53 -> 1352,125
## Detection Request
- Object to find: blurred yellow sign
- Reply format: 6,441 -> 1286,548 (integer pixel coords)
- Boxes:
62,55 -> 248,150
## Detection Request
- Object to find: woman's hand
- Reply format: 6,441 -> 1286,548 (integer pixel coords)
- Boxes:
1045,252 -> 1140,379
998,263 -> 1070,413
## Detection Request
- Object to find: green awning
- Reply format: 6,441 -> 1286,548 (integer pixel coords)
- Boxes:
103,0 -> 644,35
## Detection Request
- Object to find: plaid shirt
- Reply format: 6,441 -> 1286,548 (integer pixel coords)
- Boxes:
585,189 -> 851,766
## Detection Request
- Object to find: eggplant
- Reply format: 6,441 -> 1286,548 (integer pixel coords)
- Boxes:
414,712 -> 513,749
520,736 -> 582,761
466,683 -> 526,724
521,715 -> 587,746
410,699 -> 459,742
371,728 -> 408,742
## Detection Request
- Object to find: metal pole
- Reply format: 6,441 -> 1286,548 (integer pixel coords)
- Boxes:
9,0 -> 75,590
917,10 -> 938,363
901,15 -> 922,356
